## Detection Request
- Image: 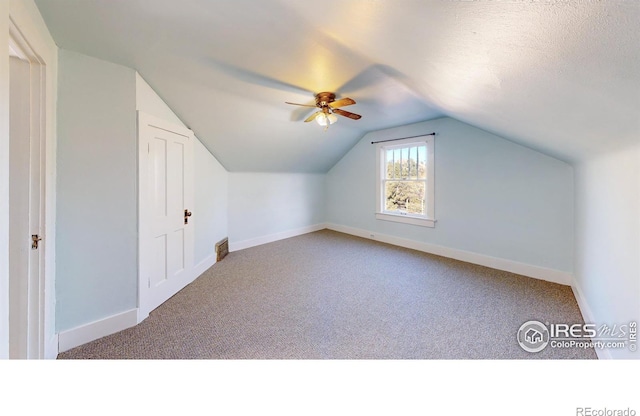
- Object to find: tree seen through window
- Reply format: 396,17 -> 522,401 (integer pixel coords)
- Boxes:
384,145 -> 427,215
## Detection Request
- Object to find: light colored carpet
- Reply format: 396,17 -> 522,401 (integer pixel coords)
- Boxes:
57,230 -> 596,359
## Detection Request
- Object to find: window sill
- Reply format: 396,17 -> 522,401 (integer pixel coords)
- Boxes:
375,212 -> 436,228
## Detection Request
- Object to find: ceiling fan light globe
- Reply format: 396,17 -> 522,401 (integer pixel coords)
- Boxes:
316,113 -> 329,126
327,114 -> 338,124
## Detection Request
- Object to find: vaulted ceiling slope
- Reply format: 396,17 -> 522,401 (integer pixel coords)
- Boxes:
35,0 -> 639,173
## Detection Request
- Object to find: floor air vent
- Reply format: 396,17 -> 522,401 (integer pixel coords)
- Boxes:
216,237 -> 229,261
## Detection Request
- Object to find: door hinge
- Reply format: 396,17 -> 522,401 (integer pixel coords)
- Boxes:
31,234 -> 42,250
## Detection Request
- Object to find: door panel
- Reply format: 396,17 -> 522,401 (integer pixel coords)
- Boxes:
9,56 -> 31,359
151,235 -> 168,288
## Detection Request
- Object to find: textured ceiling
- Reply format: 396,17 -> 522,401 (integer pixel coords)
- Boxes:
35,0 -> 639,172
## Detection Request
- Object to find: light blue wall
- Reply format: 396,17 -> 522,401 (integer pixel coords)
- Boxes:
228,173 -> 325,245
326,117 -> 574,273
56,49 -> 137,331
194,138 -> 228,264
574,143 -> 639,359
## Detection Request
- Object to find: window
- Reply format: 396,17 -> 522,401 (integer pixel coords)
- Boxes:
375,135 -> 435,227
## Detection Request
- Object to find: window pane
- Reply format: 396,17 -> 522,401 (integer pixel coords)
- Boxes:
418,146 -> 427,179
400,147 -> 409,178
385,149 -> 394,179
384,181 -> 426,215
409,146 -> 418,179
393,148 -> 401,179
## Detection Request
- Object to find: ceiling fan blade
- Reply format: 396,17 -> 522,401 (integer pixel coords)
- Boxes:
205,58 -> 314,95
329,97 -> 356,109
332,108 -> 362,120
304,111 -> 322,122
285,102 -> 318,108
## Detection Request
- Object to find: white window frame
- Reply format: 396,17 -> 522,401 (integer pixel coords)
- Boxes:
375,135 -> 435,227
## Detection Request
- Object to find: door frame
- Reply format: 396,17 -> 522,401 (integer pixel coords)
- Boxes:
137,111 -> 195,323
8,16 -> 46,359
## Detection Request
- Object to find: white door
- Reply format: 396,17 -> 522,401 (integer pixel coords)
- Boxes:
9,52 -> 44,358
138,112 -> 195,320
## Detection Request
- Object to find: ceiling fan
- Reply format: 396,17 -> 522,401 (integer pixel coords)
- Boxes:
285,92 -> 361,130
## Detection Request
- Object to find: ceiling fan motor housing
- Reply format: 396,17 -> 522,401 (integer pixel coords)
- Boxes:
315,92 -> 336,107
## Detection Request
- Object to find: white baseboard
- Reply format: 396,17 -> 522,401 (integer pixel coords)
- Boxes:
571,277 -> 611,360
194,253 -> 217,277
138,253 -> 218,324
45,333 -> 59,359
326,223 -> 573,286
229,223 -> 326,252
58,255 -> 222,354
58,308 -> 138,353
571,277 -> 595,324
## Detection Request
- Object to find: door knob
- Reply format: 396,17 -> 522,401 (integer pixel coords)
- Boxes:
184,209 -> 192,224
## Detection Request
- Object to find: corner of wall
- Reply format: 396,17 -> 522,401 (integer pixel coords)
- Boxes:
572,145 -> 640,360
